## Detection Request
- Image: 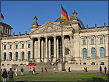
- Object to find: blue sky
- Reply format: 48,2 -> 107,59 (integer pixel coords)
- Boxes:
1,1 -> 108,35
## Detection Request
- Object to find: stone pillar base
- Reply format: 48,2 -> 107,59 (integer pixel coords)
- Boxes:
87,56 -> 91,60
53,57 -> 56,62
37,58 -> 40,63
18,59 -> 21,61
44,58 -> 48,63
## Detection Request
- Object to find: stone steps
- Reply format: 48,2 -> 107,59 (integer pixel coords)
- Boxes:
13,63 -> 58,72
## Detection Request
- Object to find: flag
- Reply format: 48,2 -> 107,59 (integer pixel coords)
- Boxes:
1,13 -> 4,19
61,4 -> 69,24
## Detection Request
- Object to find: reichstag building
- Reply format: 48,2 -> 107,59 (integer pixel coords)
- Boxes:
0,10 -> 108,71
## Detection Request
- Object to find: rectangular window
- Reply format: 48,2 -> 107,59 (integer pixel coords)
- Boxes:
16,45 -> 18,49
100,38 -> 103,44
22,44 -> 24,49
83,40 -> 86,45
91,39 -> 94,44
4,45 -> 6,50
28,44 -> 30,48
10,45 -> 12,49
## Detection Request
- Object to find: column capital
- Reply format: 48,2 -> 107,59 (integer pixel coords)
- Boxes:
37,37 -> 40,39
69,34 -> 73,37
45,36 -> 48,38
54,35 -> 56,38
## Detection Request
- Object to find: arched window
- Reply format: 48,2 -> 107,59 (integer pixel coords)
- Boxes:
83,48 -> 87,59
28,51 -> 31,61
91,48 -> 96,58
100,47 -> 105,58
4,53 -> 6,61
16,52 -> 18,61
9,52 -> 12,61
22,52 -> 24,61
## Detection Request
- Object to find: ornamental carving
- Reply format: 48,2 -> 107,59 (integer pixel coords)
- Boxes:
31,22 -> 73,34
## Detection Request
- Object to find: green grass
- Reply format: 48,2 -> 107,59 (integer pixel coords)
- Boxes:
1,72 -> 109,81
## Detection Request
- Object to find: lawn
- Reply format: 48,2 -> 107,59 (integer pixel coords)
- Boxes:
1,72 -> 109,82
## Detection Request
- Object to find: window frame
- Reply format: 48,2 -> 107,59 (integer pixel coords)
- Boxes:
4,45 -> 6,50
100,47 -> 105,58
10,45 -> 12,49
22,44 -> 24,49
91,39 -> 94,44
83,48 -> 87,59
28,44 -> 30,48
100,38 -> 103,44
16,44 -> 18,49
83,40 -> 86,45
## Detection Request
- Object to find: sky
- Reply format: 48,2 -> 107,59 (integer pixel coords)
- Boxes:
1,1 -> 108,35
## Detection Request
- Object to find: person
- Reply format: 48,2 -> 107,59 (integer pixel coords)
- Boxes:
68,67 -> 70,72
104,66 -> 107,73
84,67 -> 86,72
15,68 -> 18,76
8,68 -> 14,82
29,68 -> 31,74
100,65 -> 102,73
45,67 -> 47,72
21,67 -> 24,75
33,67 -> 35,74
2,68 -> 8,82
41,68 -> 43,72
85,67 -> 88,72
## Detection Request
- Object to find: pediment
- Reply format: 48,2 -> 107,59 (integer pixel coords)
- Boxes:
30,22 -> 61,34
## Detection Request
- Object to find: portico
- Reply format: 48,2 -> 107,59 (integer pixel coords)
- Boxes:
30,34 -> 72,63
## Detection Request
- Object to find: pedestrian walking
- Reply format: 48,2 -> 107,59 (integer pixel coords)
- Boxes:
15,68 -> 18,76
21,67 -> 24,75
68,67 -> 70,72
45,67 -> 47,72
8,68 -> 14,82
2,68 -> 8,82
100,65 -> 102,73
29,67 -> 31,74
104,66 -> 107,73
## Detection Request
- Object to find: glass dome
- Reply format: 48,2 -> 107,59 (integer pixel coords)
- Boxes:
55,15 -> 85,29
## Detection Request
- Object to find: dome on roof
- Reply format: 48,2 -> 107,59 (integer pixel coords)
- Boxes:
55,15 -> 85,29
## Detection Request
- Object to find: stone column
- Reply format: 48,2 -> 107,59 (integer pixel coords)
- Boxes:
30,39 -> 34,60
70,35 -> 72,58
37,37 -> 40,63
6,43 -> 9,61
7,28 -> 8,34
62,36 -> 65,62
44,36 -> 48,62
87,38 -> 90,58
53,36 -> 56,62
12,42 -> 15,61
1,43 -> 3,61
9,29 -> 11,35
57,38 -> 59,59
24,41 -> 27,61
41,39 -> 44,62
18,41 -> 21,61
48,39 -> 51,61
34,40 -> 37,60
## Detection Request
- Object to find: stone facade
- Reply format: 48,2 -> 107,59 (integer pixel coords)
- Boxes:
0,10 -> 109,70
